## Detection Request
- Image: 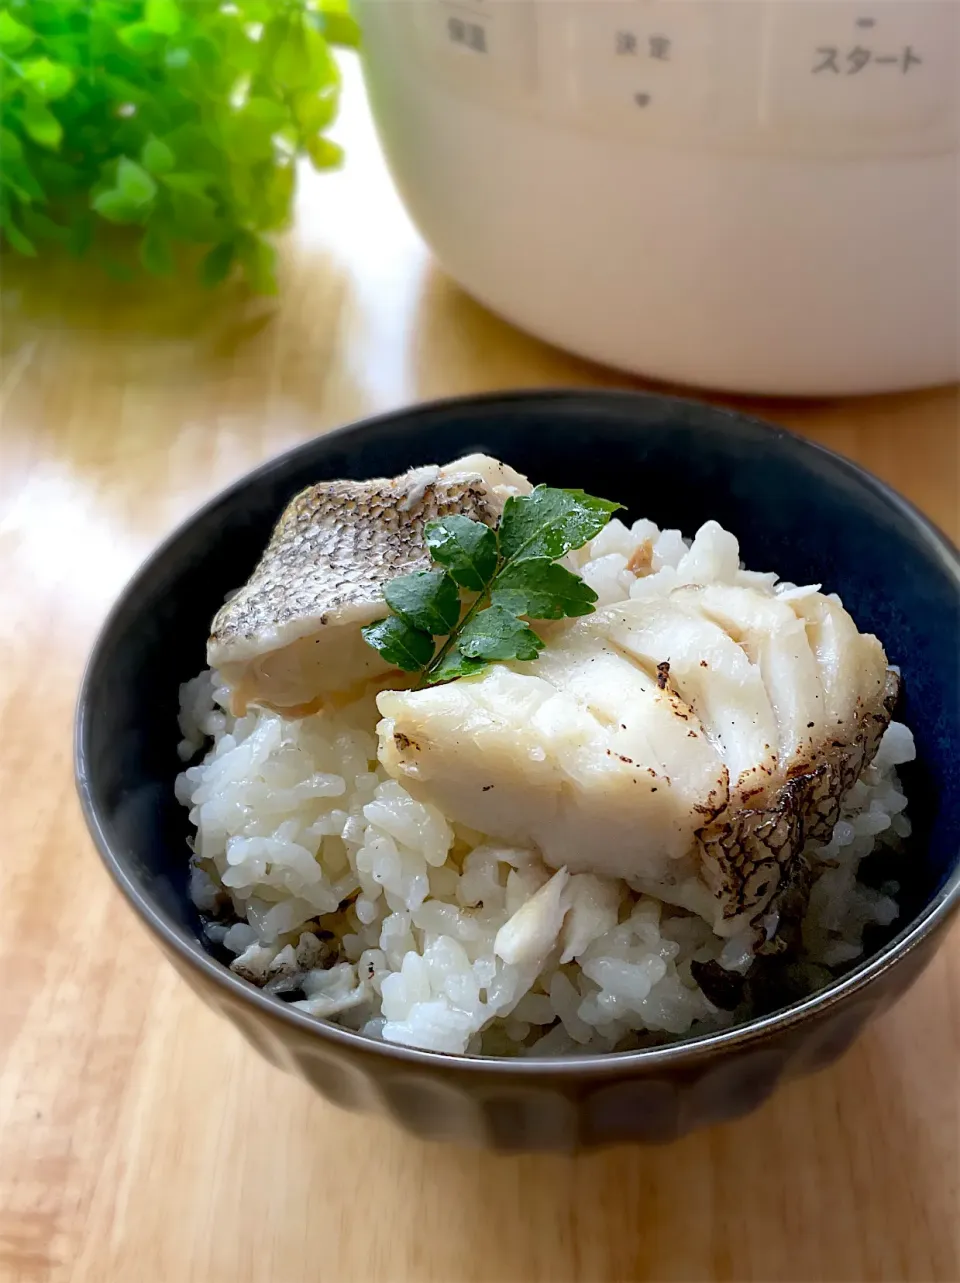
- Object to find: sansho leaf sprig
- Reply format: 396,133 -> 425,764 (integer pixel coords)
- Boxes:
361,485 -> 623,686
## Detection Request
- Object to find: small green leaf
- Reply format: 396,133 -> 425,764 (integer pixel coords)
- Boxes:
220,112 -> 276,164
20,58 -> 75,101
91,188 -> 144,224
118,23 -> 162,54
243,96 -> 289,129
0,213 -> 36,256
499,486 -> 622,564
318,1 -> 361,49
424,651 -> 488,685
21,102 -> 62,150
102,73 -> 150,104
305,135 -> 343,170
20,207 -> 71,244
291,87 -> 338,135
237,0 -> 274,19
456,606 -> 544,663
141,136 -> 175,175
0,129 -> 23,160
140,225 -> 173,275
145,0 -> 181,35
0,157 -> 45,203
167,187 -> 220,242
35,157 -> 79,192
236,232 -> 277,293
161,171 -> 216,196
361,617 -> 435,673
272,21 -> 335,91
116,157 -> 157,206
271,23 -> 312,88
492,559 -> 599,620
255,162 -> 295,229
200,239 -> 235,287
41,32 -> 86,69
425,516 -> 498,591
0,11 -> 33,54
384,570 -> 461,637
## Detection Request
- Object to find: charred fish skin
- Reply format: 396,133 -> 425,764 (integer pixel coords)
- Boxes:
207,455 -> 531,714
697,668 -> 902,933
210,473 -> 500,659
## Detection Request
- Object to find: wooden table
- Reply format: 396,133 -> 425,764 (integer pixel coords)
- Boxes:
2,56 -> 958,1283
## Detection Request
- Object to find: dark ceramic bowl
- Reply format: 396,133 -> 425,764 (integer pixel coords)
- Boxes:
76,391 -> 960,1152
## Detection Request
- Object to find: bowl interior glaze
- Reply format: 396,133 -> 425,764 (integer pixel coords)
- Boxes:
76,391 -> 960,1069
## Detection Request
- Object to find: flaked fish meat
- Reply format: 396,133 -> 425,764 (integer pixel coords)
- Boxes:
377,559 -> 901,936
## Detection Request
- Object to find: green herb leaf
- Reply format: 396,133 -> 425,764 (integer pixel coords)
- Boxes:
1,158 -> 45,203
360,617 -> 435,674
118,22 -> 163,55
491,558 -> 599,620
305,135 -> 343,170
236,231 -> 277,293
272,22 -> 317,89
315,0 -> 361,47
20,208 -> 70,245
364,482 -> 618,684
161,171 -> 216,197
499,487 -> 623,564
141,136 -> 175,175
0,211 -> 36,257
384,570 -> 461,637
20,102 -> 62,151
91,188 -> 145,225
201,240 -> 235,286
0,128 -> 23,161
0,11 -> 33,55
116,157 -> 157,206
424,651 -> 488,685
145,0 -> 181,36
291,87 -> 338,134
425,515 -> 498,591
20,58 -> 75,102
456,605 -> 544,663
243,97 -> 289,129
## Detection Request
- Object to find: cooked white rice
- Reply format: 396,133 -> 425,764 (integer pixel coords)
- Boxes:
177,517 -> 915,1056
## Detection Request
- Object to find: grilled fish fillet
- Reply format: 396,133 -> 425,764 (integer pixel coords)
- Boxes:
208,455 -> 531,715
377,585 -> 899,936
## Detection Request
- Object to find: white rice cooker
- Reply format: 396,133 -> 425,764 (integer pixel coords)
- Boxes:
355,0 -> 959,396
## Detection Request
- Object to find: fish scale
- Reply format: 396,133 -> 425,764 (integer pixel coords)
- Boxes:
208,455 -> 531,715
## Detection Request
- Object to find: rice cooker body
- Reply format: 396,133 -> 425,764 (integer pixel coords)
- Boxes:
355,0 -> 959,396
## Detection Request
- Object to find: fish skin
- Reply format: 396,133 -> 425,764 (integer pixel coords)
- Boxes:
697,668 -> 901,934
207,455 -> 530,713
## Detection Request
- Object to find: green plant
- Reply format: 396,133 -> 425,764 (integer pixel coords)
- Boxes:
0,0 -> 358,289
362,487 -> 622,685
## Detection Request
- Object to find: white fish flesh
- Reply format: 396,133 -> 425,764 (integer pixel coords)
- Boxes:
377,582 -> 899,936
208,455 -> 530,715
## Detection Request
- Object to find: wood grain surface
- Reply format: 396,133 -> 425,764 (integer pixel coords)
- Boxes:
2,56 -> 958,1283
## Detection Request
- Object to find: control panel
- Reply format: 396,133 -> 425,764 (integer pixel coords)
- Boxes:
403,0 -> 959,156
